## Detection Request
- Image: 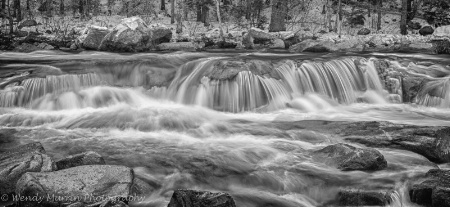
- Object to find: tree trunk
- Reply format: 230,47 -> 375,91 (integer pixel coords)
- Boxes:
15,0 -> 20,21
196,3 -> 202,22
60,0 -> 64,15
161,0 -> 165,11
46,0 -> 51,17
338,0 -> 342,37
8,0 -> 13,36
202,4 -> 209,26
79,0 -> 83,17
26,0 -> 30,18
171,0 -> 175,24
215,0 -> 224,41
400,0 -> 407,35
377,0 -> 382,31
245,0 -> 251,20
269,0 -> 287,32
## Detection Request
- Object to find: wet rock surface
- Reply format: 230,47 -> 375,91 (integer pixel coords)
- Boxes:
0,142 -> 55,195
312,143 -> 387,171
410,169 -> 450,207
55,151 -> 106,170
336,189 -> 392,206
15,165 -> 133,207
204,58 -> 281,80
168,189 -> 237,207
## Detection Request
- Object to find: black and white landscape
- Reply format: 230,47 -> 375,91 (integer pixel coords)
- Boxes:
1,0 -> 450,207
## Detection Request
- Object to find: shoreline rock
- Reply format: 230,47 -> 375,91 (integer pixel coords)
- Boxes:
0,142 -> 55,195
168,189 -> 237,207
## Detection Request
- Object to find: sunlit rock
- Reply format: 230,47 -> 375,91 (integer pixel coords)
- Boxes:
15,165 -> 133,207
99,17 -> 171,52
0,142 -> 55,195
435,25 -> 450,37
79,25 -> 110,50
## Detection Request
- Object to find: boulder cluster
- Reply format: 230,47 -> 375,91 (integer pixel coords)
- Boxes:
0,142 -> 237,207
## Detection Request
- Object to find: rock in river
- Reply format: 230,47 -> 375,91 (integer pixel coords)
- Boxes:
410,169 -> 450,207
15,165 -> 133,207
312,143 -> 387,171
0,142 -> 55,195
168,189 -> 237,207
55,151 -> 105,170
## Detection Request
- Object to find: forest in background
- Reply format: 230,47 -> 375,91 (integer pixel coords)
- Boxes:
0,0 -> 449,52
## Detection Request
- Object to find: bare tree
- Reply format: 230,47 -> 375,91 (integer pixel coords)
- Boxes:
377,0 -> 382,31
14,0 -> 20,21
60,0 -> 64,15
215,0 -> 224,41
171,0 -> 175,24
400,0 -> 407,35
161,0 -> 165,11
269,0 -> 287,32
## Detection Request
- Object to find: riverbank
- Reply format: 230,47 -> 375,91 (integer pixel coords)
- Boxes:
2,16 -> 450,54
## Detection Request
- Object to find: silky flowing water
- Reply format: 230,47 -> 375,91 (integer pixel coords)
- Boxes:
1,51 -> 450,207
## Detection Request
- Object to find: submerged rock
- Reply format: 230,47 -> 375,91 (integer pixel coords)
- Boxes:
55,151 -> 105,170
15,165 -> 133,207
0,142 -> 55,195
337,189 -> 392,206
168,189 -> 237,207
410,169 -> 450,207
312,143 -> 387,171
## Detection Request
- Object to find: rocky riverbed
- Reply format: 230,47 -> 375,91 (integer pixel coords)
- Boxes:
2,16 -> 450,54
1,120 -> 450,207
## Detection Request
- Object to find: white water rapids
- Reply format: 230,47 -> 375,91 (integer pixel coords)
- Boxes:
1,51 -> 450,207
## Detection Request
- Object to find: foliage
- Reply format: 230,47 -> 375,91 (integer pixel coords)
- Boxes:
422,0 -> 450,27
344,9 -> 366,28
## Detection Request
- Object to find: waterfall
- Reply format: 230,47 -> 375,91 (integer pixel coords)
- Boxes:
0,73 -> 107,107
163,57 -> 385,112
416,77 -> 450,108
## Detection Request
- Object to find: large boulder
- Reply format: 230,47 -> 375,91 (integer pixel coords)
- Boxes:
99,17 -> 172,52
435,25 -> 450,37
168,189 -> 237,207
55,151 -> 105,170
419,26 -> 434,36
357,28 -> 371,35
311,143 -> 388,171
337,189 -> 392,206
410,169 -> 450,207
15,165 -> 133,207
80,25 -> 110,50
0,142 -> 55,195
248,28 -> 273,44
270,38 -> 285,49
18,19 -> 38,29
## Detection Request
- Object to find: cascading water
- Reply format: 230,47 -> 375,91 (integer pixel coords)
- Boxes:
149,57 -> 386,112
1,51 -> 450,207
